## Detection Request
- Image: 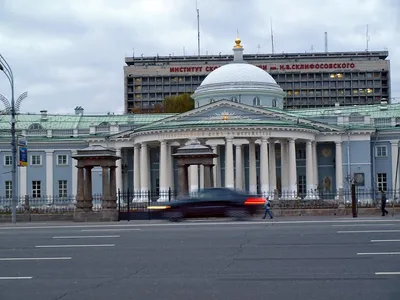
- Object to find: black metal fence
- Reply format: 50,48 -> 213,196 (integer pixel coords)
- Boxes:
1,188 -> 399,216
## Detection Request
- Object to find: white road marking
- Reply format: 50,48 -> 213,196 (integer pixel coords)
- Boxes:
1,219 -> 400,231
81,229 -> 141,232
35,244 -> 115,248
357,252 -> 400,255
375,272 -> 400,275
337,230 -> 400,234
53,235 -> 120,239
332,224 -> 396,227
371,239 -> 400,243
0,257 -> 71,261
0,277 -> 32,280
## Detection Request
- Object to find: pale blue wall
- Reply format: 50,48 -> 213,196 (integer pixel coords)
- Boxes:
53,150 -> 73,196
342,140 -> 372,190
26,151 -> 46,196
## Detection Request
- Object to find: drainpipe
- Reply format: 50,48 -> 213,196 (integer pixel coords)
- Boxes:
371,131 -> 380,205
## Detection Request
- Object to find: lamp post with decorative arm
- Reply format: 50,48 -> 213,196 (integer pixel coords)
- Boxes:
0,54 -> 27,224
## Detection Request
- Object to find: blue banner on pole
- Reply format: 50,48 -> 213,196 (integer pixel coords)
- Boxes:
18,137 -> 28,167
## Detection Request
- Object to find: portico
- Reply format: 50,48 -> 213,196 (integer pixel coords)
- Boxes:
110,120 -> 345,201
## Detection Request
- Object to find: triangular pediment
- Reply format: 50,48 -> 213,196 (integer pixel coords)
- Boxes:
134,100 -> 341,132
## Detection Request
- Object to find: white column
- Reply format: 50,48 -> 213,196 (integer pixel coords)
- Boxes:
212,145 -> 219,187
189,165 -> 198,193
168,144 -> 174,191
140,143 -> 149,201
225,137 -> 234,188
19,163 -> 27,198
335,141 -> 343,193
391,141 -> 399,192
305,140 -> 317,200
260,137 -> 270,196
45,151 -> 53,200
235,144 -> 243,190
133,144 -> 140,190
288,139 -> 297,199
312,141 -> 319,190
71,152 -> 77,201
158,140 -> 168,201
280,140 -> 289,195
249,139 -> 257,194
115,148 -> 122,193
199,165 -> 205,189
268,139 -> 277,195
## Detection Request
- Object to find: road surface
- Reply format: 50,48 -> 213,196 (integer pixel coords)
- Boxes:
0,217 -> 399,300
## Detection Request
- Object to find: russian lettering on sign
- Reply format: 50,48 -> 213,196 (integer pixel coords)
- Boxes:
169,62 -> 356,73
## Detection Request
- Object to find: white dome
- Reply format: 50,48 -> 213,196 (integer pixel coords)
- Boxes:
200,62 -> 277,86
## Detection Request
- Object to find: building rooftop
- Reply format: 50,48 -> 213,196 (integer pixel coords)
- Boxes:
125,51 -> 389,66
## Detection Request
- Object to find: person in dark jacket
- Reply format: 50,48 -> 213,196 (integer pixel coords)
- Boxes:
262,198 -> 273,219
380,189 -> 388,216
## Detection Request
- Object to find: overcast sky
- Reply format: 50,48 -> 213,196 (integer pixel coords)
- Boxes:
0,0 -> 399,115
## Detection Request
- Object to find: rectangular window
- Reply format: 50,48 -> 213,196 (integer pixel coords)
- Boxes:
4,155 -> 12,166
58,180 -> 68,198
377,173 -> 387,191
298,175 -> 306,196
31,155 -> 42,166
296,149 -> 306,159
375,146 -> 387,157
32,181 -> 42,198
5,181 -> 12,199
57,155 -> 68,166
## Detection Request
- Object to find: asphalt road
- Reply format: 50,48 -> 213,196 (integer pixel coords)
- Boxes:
0,217 -> 400,300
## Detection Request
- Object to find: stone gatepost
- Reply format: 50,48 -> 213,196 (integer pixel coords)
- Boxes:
172,139 -> 218,198
72,145 -> 121,222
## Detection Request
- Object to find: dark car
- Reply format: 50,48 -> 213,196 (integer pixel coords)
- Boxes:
148,188 -> 266,221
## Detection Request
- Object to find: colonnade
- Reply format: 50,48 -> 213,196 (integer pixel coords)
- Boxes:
126,137 -> 345,201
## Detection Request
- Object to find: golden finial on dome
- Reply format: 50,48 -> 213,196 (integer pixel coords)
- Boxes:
234,37 -> 243,49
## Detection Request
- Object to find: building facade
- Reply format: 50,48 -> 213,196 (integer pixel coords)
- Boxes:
0,39 -> 399,204
124,48 -> 390,112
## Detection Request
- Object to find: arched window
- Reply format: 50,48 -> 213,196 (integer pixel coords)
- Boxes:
231,97 -> 239,103
349,112 -> 364,123
196,101 -> 200,108
272,98 -> 277,107
253,97 -> 261,106
28,123 -> 44,130
209,98 -> 216,103
97,122 -> 111,128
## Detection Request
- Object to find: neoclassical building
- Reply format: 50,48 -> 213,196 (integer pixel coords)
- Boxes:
0,38 -> 399,203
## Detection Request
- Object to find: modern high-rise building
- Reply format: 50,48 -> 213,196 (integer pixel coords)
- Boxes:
124,50 -> 390,113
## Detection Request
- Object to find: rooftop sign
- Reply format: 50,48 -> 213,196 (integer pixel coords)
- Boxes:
170,62 -> 357,73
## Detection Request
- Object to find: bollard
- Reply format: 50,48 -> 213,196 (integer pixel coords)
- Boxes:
351,184 -> 357,218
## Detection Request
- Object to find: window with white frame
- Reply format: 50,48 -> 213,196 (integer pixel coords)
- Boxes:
375,145 -> 387,157
57,154 -> 68,166
32,181 -> 42,198
5,181 -> 12,199
58,180 -> 68,198
4,155 -> 12,166
30,155 -> 42,166
377,173 -> 387,191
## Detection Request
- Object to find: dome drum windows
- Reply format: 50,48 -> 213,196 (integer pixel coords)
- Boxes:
253,97 -> 261,106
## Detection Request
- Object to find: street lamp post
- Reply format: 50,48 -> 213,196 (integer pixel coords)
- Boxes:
0,54 -> 18,224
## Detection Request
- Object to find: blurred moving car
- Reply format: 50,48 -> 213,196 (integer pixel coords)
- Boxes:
148,188 -> 266,221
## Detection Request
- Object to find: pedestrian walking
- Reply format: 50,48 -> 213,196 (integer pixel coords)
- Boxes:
380,189 -> 388,216
262,198 -> 273,219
